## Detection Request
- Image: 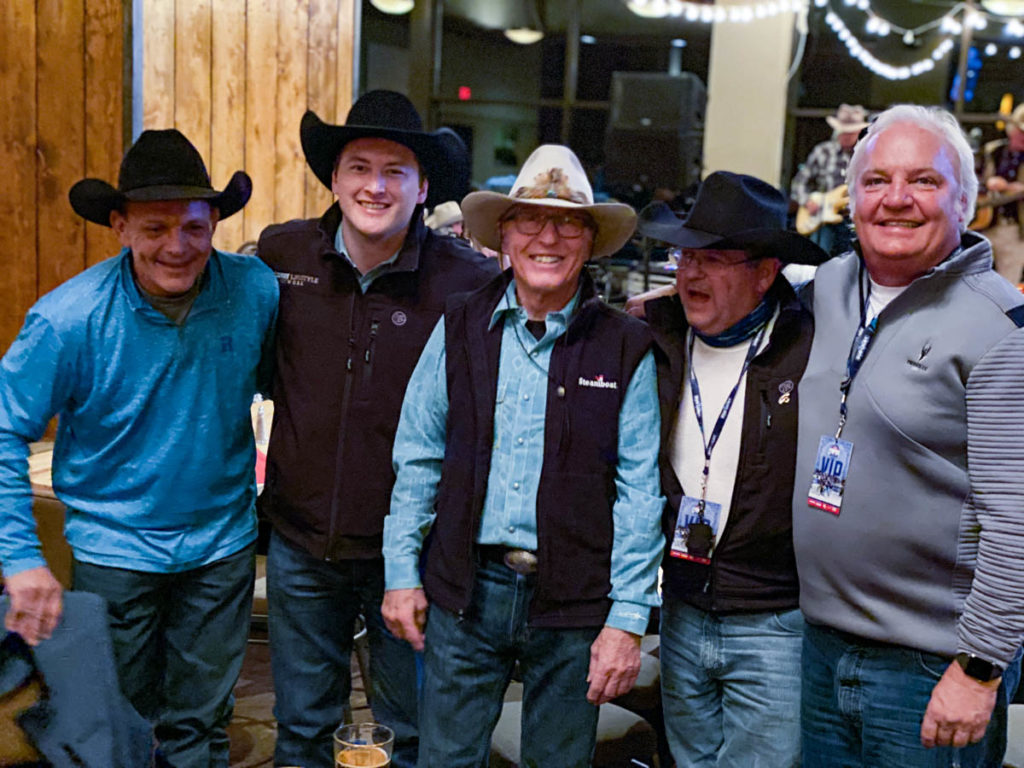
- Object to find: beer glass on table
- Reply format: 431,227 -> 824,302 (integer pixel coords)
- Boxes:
333,723 -> 394,767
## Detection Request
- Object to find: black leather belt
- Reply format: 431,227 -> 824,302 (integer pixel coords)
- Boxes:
478,545 -> 538,576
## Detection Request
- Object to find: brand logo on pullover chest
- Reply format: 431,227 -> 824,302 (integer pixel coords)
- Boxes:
274,271 -> 320,287
578,375 -> 618,390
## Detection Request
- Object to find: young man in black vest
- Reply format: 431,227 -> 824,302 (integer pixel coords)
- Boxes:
382,144 -> 665,766
637,173 -> 825,767
256,91 -> 498,768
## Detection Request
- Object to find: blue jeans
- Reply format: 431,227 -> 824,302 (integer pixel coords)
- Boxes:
659,599 -> 803,767
417,559 -> 601,768
266,530 -> 419,768
72,542 -> 255,768
801,622 -> 1023,767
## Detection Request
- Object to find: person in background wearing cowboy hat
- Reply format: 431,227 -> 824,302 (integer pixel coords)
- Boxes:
636,172 -> 826,767
0,129 -> 278,766
979,103 -> 1024,282
424,199 -> 465,239
255,90 -> 498,768
790,103 -> 871,258
382,144 -> 664,767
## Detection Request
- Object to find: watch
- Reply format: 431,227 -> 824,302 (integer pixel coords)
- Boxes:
954,652 -> 1004,682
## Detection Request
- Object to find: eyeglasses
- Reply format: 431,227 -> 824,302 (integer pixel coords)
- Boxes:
668,247 -> 761,273
503,208 -> 595,239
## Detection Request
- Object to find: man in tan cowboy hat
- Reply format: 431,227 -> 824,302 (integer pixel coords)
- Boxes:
0,128 -> 278,766
382,144 -> 664,766
790,103 -> 870,257
979,102 -> 1024,282
256,90 -> 497,768
636,172 -> 826,768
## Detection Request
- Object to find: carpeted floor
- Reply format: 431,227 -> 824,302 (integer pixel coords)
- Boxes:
227,640 -> 371,767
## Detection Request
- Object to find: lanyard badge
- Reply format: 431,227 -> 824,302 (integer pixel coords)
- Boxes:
807,281 -> 877,516
671,326 -> 765,563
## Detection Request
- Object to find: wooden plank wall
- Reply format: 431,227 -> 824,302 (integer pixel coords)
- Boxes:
142,0 -> 357,252
0,0 -> 356,354
0,0 -> 125,353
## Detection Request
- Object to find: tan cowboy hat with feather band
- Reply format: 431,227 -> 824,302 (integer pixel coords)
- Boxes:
461,144 -> 637,258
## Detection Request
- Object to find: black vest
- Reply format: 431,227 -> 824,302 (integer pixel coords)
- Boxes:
421,272 -> 653,628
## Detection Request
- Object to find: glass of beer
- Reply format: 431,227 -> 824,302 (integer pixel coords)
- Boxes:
333,722 -> 393,768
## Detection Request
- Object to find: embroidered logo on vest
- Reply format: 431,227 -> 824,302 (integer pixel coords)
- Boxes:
578,375 -> 618,390
274,271 -> 319,287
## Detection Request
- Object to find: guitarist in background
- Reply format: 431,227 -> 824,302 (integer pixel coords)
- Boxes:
790,104 -> 869,257
980,103 -> 1024,283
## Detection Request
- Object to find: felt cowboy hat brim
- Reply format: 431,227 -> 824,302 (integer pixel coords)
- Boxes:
300,108 -> 467,208
69,172 -> 252,227
462,192 -> 636,258
637,182 -> 828,266
666,223 -> 831,266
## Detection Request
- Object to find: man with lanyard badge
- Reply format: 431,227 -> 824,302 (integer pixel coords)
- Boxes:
638,172 -> 826,767
795,104 -> 1024,767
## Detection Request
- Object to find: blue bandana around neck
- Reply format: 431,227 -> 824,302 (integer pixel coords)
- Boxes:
693,293 -> 777,348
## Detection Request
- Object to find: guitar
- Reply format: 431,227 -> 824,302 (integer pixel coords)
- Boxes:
969,186 -> 1024,231
796,185 -> 849,236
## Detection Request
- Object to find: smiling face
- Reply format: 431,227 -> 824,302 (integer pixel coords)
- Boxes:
332,137 -> 428,252
500,205 -> 595,319
852,122 -> 965,286
674,248 -> 780,336
110,199 -> 218,297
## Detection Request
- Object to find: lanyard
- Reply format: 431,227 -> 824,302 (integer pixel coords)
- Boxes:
836,264 -> 879,439
687,324 -> 767,516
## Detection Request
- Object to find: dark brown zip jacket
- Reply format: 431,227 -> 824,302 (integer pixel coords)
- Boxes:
257,203 -> 499,560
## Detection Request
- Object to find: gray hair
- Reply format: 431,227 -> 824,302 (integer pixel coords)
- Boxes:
846,104 -> 977,230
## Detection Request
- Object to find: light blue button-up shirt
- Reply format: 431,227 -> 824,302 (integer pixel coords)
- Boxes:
384,281 -> 664,635
335,225 -> 402,292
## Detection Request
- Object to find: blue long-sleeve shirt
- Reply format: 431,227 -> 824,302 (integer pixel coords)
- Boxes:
384,281 -> 664,635
0,249 -> 278,576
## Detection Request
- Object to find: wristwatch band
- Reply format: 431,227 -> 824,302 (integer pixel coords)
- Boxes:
954,652 -> 1004,682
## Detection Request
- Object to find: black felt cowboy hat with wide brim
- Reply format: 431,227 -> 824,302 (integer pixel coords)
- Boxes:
69,129 -> 251,227
301,90 -> 469,208
637,171 -> 829,266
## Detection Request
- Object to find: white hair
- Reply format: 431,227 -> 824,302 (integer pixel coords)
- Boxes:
846,104 -> 977,230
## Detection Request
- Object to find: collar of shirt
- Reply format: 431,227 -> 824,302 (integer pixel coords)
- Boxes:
487,279 -> 582,341
335,225 -> 403,294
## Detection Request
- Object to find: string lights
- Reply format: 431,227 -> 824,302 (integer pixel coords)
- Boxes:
622,0 -> 1024,79
817,0 -> 1024,80
624,0 -> 807,21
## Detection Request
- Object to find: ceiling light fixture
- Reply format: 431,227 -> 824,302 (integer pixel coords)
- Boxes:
626,0 -> 671,18
369,0 -> 414,14
505,27 -> 544,44
981,0 -> 1024,15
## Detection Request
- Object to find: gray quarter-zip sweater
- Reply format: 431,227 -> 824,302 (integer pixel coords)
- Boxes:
794,231 -> 1024,666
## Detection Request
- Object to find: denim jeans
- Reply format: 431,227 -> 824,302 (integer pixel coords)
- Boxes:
266,530 -> 419,768
72,542 -> 255,768
801,622 -> 1023,768
417,559 -> 601,768
659,599 -> 803,767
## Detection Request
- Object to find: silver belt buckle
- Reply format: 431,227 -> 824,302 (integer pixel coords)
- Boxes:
503,549 -> 538,575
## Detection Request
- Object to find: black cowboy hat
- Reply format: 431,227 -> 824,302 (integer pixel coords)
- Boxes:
300,90 -> 468,208
637,172 -> 828,266
69,129 -> 251,227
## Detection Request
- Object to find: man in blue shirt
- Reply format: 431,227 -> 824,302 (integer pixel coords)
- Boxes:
382,144 -> 664,767
0,130 -> 278,767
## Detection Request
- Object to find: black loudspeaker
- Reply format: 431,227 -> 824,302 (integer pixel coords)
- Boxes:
608,72 -> 706,133
603,72 -> 706,191
604,128 -> 703,191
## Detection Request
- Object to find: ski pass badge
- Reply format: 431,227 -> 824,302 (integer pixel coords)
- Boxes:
670,496 -> 722,564
807,435 -> 853,515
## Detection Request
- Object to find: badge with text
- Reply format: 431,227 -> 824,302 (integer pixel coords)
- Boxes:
670,496 -> 722,564
807,435 -> 853,515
